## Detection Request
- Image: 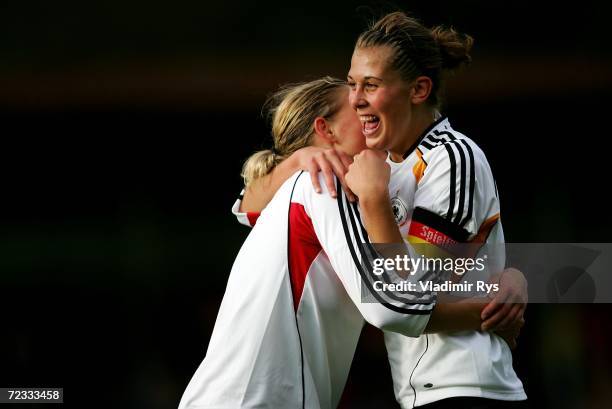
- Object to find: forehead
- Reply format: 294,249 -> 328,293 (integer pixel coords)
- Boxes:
348,46 -> 394,79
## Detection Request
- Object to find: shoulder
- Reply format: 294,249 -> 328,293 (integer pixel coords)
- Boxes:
418,122 -> 490,174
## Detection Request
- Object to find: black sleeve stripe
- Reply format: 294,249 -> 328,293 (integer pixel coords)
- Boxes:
336,180 -> 434,314
349,201 -> 433,299
425,135 -> 445,145
345,190 -> 433,304
449,142 -> 467,226
420,140 -> 435,150
443,143 -> 457,223
412,207 -> 471,242
439,140 -> 474,228
459,139 -> 476,228
434,129 -> 457,142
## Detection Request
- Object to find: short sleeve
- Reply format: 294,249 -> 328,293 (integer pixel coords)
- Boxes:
410,140 -> 499,244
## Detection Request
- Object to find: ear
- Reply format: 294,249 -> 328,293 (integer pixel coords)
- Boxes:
410,76 -> 433,105
313,117 -> 336,144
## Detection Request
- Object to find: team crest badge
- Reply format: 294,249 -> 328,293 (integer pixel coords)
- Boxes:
390,195 -> 409,226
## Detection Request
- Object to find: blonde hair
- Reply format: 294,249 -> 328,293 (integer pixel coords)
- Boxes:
356,11 -> 474,108
241,76 -> 346,186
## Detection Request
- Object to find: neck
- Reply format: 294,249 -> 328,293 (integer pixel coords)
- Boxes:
388,107 -> 436,162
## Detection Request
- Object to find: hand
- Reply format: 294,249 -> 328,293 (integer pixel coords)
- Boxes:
345,150 -> 390,203
294,147 -> 355,201
481,268 -> 528,331
493,316 -> 525,350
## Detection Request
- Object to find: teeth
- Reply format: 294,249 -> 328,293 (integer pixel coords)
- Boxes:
359,115 -> 378,122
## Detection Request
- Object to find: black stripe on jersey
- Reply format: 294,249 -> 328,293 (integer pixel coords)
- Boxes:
412,207 -> 471,242
449,142 -> 467,225
287,172 -> 306,409
459,139 -> 476,227
349,201 -> 433,300
403,116 -> 448,159
417,148 -> 428,166
422,134 -> 445,149
433,129 -> 457,141
345,189 -> 434,307
425,134 -> 445,144
336,179 -> 433,314
420,140 -> 435,150
443,143 -> 457,222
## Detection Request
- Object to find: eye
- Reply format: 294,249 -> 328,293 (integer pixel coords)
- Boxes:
365,83 -> 377,90
347,81 -> 356,89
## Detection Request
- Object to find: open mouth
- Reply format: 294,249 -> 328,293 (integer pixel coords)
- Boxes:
359,114 -> 380,136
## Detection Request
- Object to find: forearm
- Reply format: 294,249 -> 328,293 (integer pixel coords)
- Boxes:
241,154 -> 300,213
358,195 -> 403,243
356,176 -> 486,334
424,299 -> 485,333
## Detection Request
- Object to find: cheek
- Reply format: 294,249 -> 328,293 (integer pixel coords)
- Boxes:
374,89 -> 404,118
346,121 -> 366,149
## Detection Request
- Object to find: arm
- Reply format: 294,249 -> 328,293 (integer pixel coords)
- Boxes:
241,151 -> 303,214
346,150 -> 485,333
409,142 -> 526,338
361,191 -> 485,333
295,173 -> 434,337
481,267 -> 528,330
241,147 -> 355,214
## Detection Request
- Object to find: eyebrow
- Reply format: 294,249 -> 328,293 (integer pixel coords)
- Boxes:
347,75 -> 383,82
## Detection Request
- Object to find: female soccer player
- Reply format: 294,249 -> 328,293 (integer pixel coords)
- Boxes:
347,13 -> 527,408
179,77 -> 521,409
235,11 -> 528,409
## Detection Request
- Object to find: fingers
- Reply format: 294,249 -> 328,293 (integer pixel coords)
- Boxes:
495,304 -> 522,331
308,149 -> 356,200
481,287 -> 509,321
481,291 -> 511,331
494,315 -> 525,351
334,151 -> 357,202
321,150 -> 353,201
317,158 -> 336,198
482,302 -> 513,331
307,159 -> 322,194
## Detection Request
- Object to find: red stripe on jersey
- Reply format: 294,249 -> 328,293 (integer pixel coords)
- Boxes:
246,211 -> 260,226
288,202 -> 322,311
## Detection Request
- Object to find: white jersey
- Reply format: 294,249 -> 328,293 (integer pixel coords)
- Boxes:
385,116 -> 526,408
230,116 -> 526,408
179,172 -> 434,409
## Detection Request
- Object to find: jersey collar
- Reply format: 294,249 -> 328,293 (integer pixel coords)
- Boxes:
402,115 -> 449,160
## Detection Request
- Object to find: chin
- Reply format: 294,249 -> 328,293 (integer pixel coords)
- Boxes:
365,135 -> 387,151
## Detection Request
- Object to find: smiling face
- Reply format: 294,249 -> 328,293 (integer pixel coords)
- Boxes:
347,46 -> 415,153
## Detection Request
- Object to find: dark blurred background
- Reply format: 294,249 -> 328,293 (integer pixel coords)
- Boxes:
1,0 -> 611,408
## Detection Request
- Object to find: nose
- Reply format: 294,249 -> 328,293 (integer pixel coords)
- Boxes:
349,85 -> 367,111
